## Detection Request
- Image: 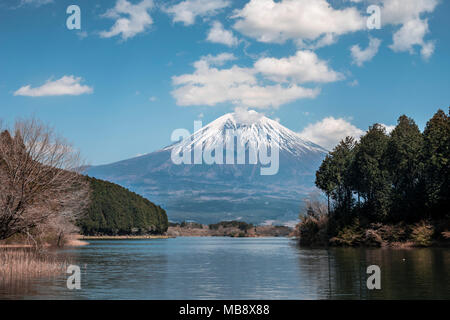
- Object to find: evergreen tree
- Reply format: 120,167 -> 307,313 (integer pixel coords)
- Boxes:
315,154 -> 335,213
79,177 -> 169,235
312,107 -> 450,242
351,124 -> 391,221
422,109 -> 450,219
316,137 -> 356,217
386,115 -> 424,221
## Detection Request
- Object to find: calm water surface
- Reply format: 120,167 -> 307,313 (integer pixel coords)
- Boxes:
1,237 -> 448,299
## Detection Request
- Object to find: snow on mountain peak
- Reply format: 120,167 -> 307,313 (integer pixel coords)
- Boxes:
167,109 -> 327,157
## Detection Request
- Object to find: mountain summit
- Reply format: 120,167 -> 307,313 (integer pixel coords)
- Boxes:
88,110 -> 327,225
167,110 -> 326,161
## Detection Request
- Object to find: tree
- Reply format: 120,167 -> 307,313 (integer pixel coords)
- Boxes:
316,137 -> 356,217
386,115 -> 424,221
315,155 -> 335,214
79,177 -> 168,235
0,118 -> 90,242
422,109 -> 450,219
351,124 -> 391,221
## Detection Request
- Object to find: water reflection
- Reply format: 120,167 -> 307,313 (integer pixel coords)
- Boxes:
297,247 -> 450,299
0,238 -> 448,299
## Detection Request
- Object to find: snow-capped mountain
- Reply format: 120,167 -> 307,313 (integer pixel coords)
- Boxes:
167,111 -> 325,159
87,111 -> 327,225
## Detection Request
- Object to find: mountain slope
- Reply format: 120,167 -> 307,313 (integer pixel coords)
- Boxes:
87,111 -> 327,224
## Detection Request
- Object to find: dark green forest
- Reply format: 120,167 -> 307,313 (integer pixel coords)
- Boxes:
78,177 -> 169,235
299,108 -> 450,247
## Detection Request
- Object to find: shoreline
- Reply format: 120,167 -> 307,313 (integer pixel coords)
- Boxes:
80,235 -> 173,240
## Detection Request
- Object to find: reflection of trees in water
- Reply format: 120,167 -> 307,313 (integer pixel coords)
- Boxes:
327,248 -> 450,299
295,246 -> 449,299
294,246 -> 333,299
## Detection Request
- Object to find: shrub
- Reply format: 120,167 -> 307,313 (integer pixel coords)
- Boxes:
297,214 -> 329,246
329,220 -> 364,246
363,229 -> 383,247
297,197 -> 329,246
410,221 -> 434,246
372,222 -> 408,243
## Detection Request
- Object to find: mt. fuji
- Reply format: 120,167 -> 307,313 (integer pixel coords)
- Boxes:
87,111 -> 328,225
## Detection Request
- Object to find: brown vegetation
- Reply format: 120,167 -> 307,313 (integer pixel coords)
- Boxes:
295,197 -> 329,246
0,118 -> 90,247
166,221 -> 292,237
0,249 -> 68,283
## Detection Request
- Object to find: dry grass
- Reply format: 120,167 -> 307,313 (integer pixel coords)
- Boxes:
0,249 -> 67,283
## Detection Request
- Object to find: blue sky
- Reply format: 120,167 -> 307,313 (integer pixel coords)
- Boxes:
1,0 -> 449,165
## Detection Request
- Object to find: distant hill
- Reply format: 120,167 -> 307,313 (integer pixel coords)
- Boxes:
78,177 -> 168,235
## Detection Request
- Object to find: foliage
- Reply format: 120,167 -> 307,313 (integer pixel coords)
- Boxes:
422,109 -> 450,219
386,115 -> 425,221
410,221 -> 434,247
178,221 -> 203,229
351,124 -> 391,221
209,220 -> 253,231
315,109 -> 449,225
310,108 -> 450,246
78,177 -> 168,235
329,220 -> 364,247
297,196 -> 329,246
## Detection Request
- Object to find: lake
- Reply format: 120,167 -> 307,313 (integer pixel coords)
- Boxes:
0,237 -> 448,299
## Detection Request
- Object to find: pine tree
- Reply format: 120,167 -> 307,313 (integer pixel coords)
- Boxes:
351,124 -> 391,221
422,109 -> 450,219
316,137 -> 356,217
386,115 -> 424,221
315,155 -> 334,214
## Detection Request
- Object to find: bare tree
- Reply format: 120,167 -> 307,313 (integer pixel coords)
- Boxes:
0,118 -> 90,242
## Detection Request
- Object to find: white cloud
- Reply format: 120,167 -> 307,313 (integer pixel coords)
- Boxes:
380,123 -> 395,134
389,18 -> 434,59
299,117 -> 364,150
201,52 -> 236,66
380,0 -> 438,24
149,96 -> 157,101
19,0 -> 53,6
350,37 -> 381,66
164,0 -> 230,26
14,76 -> 93,97
380,0 -> 439,59
171,54 -> 320,109
206,21 -> 239,46
299,116 -> 397,149
233,107 -> 264,124
231,0 -> 439,58
232,0 -> 365,46
254,50 -> 344,83
99,0 -> 154,40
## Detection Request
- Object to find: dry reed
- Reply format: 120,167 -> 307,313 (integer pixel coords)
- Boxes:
0,249 -> 67,282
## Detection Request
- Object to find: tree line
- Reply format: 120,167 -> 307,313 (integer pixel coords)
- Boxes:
315,108 -> 449,229
79,177 -> 168,236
